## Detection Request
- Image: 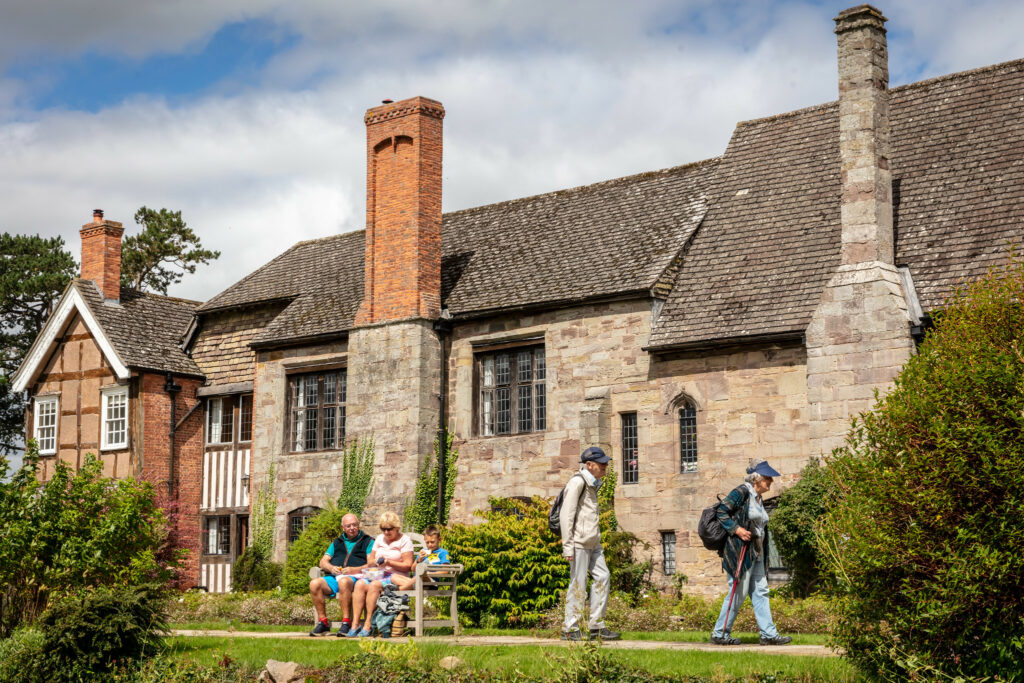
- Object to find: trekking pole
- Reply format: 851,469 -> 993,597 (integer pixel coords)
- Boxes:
725,541 -> 748,619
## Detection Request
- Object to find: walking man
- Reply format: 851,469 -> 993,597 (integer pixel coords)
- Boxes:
559,446 -> 620,641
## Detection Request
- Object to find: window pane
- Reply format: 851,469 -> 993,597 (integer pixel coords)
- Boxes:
495,387 -> 511,434
324,373 -> 336,404
104,391 -> 127,447
482,357 -> 494,387
205,516 -> 231,555
322,406 -> 336,450
495,353 -> 510,385
292,409 -> 305,452
304,377 -> 318,408
220,397 -> 233,443
679,403 -> 698,473
661,531 -> 676,575
482,391 -> 493,436
536,351 -> 546,380
622,413 -> 639,485
517,384 -> 532,432
517,350 -> 532,383
340,370 -> 347,404
535,383 -> 546,431
304,408 -> 318,451
208,398 -> 222,443
36,399 -> 57,453
239,395 -> 253,442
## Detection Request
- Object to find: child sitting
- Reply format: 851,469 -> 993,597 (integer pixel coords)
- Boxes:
390,525 -> 450,590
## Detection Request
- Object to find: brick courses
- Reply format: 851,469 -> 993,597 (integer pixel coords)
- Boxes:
79,211 -> 124,301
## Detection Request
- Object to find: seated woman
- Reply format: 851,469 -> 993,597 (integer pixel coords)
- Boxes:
346,511 -> 415,637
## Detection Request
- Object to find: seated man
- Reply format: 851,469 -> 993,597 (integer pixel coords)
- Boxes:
390,524 -> 450,590
308,513 -> 374,636
346,511 -> 414,637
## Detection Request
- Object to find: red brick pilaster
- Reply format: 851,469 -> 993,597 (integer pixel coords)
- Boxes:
80,210 -> 124,300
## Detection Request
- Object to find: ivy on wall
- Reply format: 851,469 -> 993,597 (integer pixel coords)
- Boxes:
337,436 -> 375,516
404,432 -> 458,533
251,458 -> 277,559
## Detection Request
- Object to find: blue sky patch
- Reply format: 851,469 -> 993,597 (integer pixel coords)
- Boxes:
6,19 -> 298,112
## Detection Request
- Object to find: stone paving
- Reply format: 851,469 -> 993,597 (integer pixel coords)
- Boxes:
170,630 -> 837,658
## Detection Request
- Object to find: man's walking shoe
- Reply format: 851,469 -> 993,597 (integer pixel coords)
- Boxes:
710,634 -> 741,645
589,627 -> 621,641
309,621 -> 331,636
561,629 -> 586,641
759,635 -> 793,646
334,621 -> 351,637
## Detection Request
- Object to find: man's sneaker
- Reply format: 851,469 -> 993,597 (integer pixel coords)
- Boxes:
589,627 -> 621,641
710,634 -> 741,645
309,621 -> 331,636
759,635 -> 793,646
334,621 -> 351,637
561,629 -> 586,641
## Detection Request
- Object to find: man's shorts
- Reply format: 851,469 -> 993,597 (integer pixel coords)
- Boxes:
323,574 -> 360,597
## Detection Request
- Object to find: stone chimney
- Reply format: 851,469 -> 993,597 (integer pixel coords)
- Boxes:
835,4 -> 892,265
80,209 -> 124,301
354,96 -> 445,325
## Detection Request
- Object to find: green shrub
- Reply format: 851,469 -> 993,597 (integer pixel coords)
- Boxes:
281,503 -> 348,596
404,433 -> 458,533
0,628 -> 48,682
444,497 -> 568,626
770,458 -> 832,597
597,460 -> 656,603
250,459 -> 277,560
0,446 -> 177,637
36,582 -> 168,682
231,547 -> 282,592
817,255 -> 1024,680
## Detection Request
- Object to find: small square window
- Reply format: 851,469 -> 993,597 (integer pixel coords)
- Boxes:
206,397 -> 233,445
288,370 -> 346,453
101,387 -> 128,450
661,531 -> 677,575
476,346 -> 546,436
203,516 -> 231,555
34,396 -> 58,455
622,412 -> 639,485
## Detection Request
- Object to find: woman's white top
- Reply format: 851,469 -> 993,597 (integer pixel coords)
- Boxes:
744,482 -> 770,538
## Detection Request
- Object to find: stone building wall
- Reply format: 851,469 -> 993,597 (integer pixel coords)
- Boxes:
446,298 -> 813,593
251,339 -> 351,561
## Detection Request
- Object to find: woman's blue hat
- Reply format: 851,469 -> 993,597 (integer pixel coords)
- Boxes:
747,460 -> 780,478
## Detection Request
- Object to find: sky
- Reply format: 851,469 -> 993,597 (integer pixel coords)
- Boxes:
1,0 -> 1022,303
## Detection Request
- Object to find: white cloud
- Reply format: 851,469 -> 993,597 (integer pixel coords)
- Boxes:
0,0 -> 1022,302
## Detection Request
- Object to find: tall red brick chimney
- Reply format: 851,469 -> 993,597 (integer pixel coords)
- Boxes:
80,209 -> 124,301
354,96 -> 445,325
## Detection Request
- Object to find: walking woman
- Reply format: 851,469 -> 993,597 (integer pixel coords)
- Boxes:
709,460 -> 792,646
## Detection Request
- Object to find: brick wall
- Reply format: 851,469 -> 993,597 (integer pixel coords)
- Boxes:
80,216 -> 124,300
355,96 -> 445,324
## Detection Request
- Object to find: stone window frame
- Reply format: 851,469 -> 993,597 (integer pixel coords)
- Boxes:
202,514 -> 231,556
34,395 -> 59,455
660,530 -> 677,575
621,412 -> 639,484
286,368 -> 347,453
100,385 -> 128,451
473,342 -> 546,437
288,505 -> 322,544
669,392 -> 700,474
206,396 -> 234,446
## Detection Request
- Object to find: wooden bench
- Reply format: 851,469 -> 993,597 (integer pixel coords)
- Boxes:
309,532 -> 463,636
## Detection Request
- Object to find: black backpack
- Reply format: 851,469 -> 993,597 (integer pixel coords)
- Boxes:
697,486 -> 750,552
548,473 -> 584,536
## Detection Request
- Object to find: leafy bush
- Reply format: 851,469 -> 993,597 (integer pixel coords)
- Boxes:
770,458 -> 832,597
404,433 -> 458,533
0,628 -> 47,682
0,446 -> 178,637
817,255 -> 1024,679
34,583 -> 167,682
337,436 -> 375,516
168,589 -> 348,625
596,460 -> 655,603
231,547 -> 282,592
250,459 -> 277,560
281,502 -> 349,595
444,497 -> 568,626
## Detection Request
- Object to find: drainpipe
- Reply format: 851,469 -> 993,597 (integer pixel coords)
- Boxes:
164,373 -> 182,496
433,314 -> 453,525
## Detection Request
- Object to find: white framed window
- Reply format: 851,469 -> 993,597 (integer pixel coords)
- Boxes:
101,386 -> 128,450
34,396 -> 59,455
206,397 -> 233,445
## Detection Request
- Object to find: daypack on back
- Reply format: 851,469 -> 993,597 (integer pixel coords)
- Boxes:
697,486 -> 750,553
548,473 -> 584,537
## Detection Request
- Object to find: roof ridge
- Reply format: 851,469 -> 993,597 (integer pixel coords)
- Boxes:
890,56 -> 1024,95
134,289 -> 202,306
289,229 -> 365,249
442,157 -> 722,219
735,100 -> 838,129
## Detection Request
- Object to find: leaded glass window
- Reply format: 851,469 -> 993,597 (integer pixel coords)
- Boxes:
477,346 -> 546,436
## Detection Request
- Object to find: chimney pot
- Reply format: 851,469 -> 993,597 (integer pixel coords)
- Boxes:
80,210 -> 125,301
382,99 -> 394,104
93,209 -> 104,222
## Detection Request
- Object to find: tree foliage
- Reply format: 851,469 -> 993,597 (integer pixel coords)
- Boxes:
817,255 -> 1024,680
0,444 -> 179,637
0,233 -> 77,453
404,432 -> 458,533
770,458 -> 833,597
337,436 -> 375,517
120,206 -> 220,294
444,497 -> 569,627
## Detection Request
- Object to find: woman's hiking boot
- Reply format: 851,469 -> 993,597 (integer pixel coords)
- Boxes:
589,627 -> 621,641
759,635 -> 793,646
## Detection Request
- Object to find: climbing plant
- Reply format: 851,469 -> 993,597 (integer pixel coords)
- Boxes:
251,459 -> 277,559
403,432 -> 458,533
337,436 -> 375,516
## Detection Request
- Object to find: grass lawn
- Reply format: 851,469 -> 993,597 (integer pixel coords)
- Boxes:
167,636 -> 856,681
170,622 -> 830,646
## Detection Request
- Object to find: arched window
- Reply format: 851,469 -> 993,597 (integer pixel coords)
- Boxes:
288,506 -> 322,544
679,400 -> 698,473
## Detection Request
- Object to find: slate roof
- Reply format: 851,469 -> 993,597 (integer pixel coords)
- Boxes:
648,58 -> 1024,350
74,280 -> 203,376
